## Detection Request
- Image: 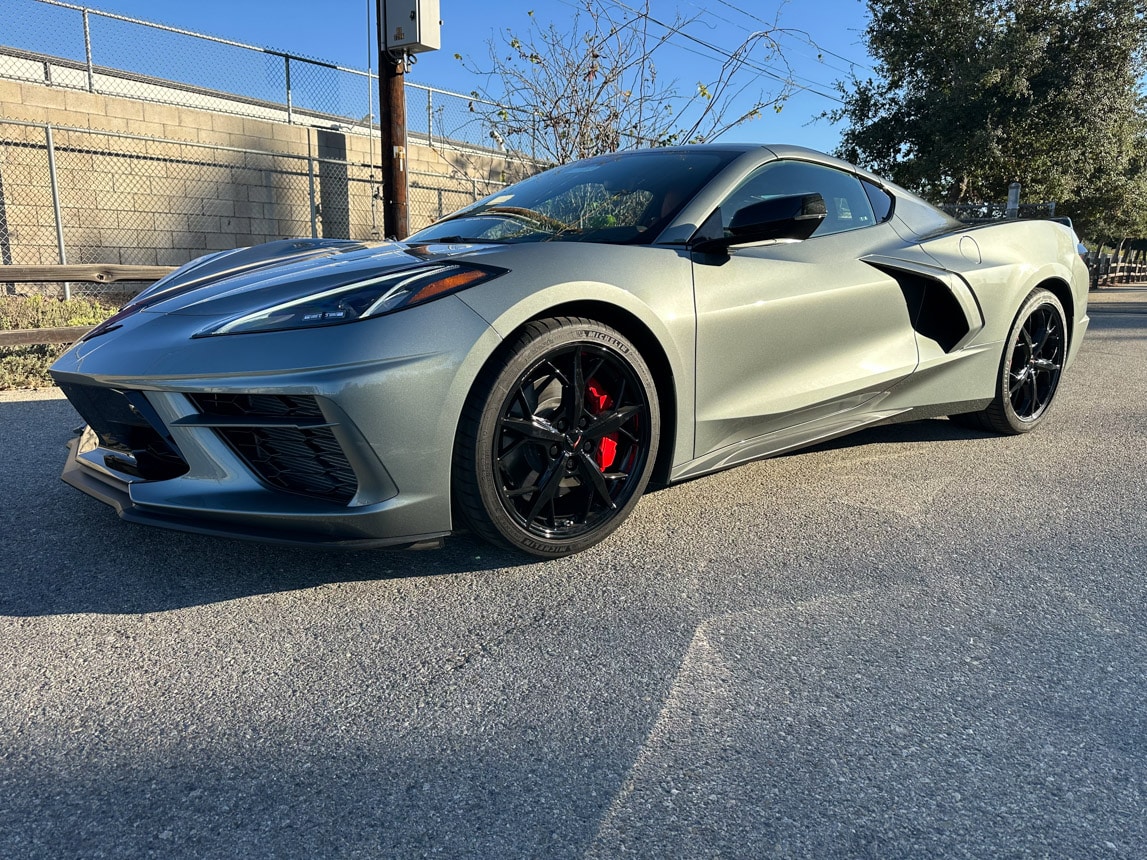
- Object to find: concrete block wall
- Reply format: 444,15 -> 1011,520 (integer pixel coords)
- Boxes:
1,78 -> 534,288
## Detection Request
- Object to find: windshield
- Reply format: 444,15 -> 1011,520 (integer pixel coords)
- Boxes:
407,149 -> 738,246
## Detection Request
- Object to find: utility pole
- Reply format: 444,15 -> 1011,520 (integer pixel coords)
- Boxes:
377,1 -> 408,240
376,1 -> 439,238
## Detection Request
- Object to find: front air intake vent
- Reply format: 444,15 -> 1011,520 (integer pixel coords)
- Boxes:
187,394 -> 358,504
57,382 -> 189,480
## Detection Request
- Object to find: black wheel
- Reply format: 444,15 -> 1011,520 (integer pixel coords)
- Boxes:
952,288 -> 1067,435
454,317 -> 660,557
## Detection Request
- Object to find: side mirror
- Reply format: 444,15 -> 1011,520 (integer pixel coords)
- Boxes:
691,192 -> 827,254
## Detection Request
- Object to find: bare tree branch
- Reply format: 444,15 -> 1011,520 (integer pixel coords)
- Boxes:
457,1 -> 799,163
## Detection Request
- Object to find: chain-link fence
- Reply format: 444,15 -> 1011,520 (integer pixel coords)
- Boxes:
0,0 -> 506,149
1,118 -> 511,298
0,0 -> 541,298
405,84 -> 512,155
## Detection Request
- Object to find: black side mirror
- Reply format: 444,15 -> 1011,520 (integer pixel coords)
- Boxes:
691,192 -> 827,254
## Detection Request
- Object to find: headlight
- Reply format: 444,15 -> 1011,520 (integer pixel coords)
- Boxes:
198,263 -> 505,336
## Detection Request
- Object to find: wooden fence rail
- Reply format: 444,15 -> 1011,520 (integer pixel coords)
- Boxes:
1,264 -> 175,285
0,326 -> 95,346
0,263 -> 173,347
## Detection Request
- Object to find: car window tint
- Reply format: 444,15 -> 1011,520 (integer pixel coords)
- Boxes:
720,160 -> 877,237
862,179 -> 895,222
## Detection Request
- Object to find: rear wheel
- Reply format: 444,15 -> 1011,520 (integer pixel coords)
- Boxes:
952,288 -> 1067,435
453,317 -> 660,557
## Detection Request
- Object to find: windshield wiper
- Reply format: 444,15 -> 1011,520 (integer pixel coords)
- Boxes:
479,206 -> 576,234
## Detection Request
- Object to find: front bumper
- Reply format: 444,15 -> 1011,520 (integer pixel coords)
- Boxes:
51,295 -> 499,549
60,431 -> 445,549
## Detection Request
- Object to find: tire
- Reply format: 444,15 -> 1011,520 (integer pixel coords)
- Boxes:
453,317 -> 660,557
951,288 -> 1067,435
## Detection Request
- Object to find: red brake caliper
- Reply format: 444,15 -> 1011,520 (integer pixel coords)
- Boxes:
585,379 -> 618,470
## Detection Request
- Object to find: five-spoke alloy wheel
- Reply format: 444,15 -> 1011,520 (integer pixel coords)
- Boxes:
454,317 -> 660,557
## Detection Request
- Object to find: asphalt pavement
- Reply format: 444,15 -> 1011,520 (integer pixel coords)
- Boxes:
1,288 -> 1144,859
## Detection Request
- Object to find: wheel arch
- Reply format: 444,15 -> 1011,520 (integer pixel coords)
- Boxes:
514,300 -> 679,486
1032,276 -> 1075,345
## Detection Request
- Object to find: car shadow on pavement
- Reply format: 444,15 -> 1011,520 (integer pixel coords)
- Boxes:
0,397 -> 536,618
800,415 -> 993,455
0,403 -> 1052,618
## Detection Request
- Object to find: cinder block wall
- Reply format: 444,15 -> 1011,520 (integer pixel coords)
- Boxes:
0,79 -> 532,277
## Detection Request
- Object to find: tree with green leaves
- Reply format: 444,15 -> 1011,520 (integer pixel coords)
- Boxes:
831,0 -> 1147,242
456,2 -> 796,165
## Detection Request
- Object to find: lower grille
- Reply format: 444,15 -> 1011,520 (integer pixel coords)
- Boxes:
191,393 -> 324,420
57,382 -> 189,480
187,394 -> 358,504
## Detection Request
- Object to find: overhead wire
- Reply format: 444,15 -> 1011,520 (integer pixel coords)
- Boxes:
593,0 -> 846,102
704,0 -> 876,74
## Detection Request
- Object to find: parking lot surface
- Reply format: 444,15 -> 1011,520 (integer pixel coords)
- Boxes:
2,292 -> 1144,858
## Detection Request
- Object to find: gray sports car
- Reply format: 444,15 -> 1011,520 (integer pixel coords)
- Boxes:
51,145 -> 1090,557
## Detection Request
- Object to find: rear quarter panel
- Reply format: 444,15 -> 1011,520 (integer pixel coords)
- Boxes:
918,220 -> 1088,362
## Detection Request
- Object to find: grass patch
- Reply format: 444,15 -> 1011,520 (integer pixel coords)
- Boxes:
0,343 -> 72,389
0,294 -> 118,328
1,295 -> 119,390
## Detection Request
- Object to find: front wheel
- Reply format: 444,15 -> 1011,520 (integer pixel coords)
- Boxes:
453,317 -> 660,558
952,288 -> 1067,435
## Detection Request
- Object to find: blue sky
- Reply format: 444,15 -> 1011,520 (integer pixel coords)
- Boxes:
65,0 -> 875,150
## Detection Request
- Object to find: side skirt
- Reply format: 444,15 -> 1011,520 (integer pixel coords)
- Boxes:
668,396 -> 992,484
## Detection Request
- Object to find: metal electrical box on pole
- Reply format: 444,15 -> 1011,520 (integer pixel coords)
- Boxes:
377,0 -> 440,240
384,0 -> 441,53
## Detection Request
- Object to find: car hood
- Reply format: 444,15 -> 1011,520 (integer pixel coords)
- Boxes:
86,239 -> 499,339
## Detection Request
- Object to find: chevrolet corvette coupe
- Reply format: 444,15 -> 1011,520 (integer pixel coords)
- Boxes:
51,145 -> 1090,557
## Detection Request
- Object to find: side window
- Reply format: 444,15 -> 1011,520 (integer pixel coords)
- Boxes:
862,179 -> 895,223
720,160 -> 877,238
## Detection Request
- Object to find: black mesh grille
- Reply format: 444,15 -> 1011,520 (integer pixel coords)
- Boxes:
190,393 -> 324,420
187,394 -> 358,504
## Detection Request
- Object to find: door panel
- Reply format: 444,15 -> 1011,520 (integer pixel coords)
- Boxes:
692,223 -> 919,457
